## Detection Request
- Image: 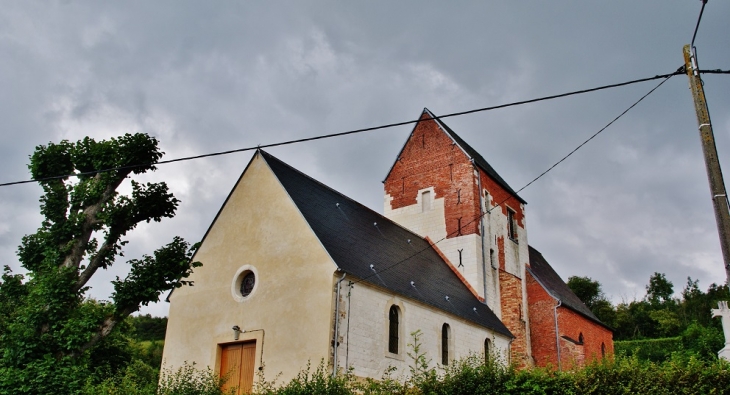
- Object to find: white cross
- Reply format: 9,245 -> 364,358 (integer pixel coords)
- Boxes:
712,301 -> 730,360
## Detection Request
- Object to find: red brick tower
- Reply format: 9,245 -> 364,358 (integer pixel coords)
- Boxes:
383,109 -> 532,367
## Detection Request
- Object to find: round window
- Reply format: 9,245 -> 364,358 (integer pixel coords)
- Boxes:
240,271 -> 256,297
231,265 -> 258,302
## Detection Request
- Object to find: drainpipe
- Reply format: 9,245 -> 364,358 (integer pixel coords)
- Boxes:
475,164 -> 489,305
554,300 -> 562,371
507,337 -> 514,366
332,272 -> 347,377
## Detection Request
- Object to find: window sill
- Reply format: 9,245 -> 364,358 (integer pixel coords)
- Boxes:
385,351 -> 405,362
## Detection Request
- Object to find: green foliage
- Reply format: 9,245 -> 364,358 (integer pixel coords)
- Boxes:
406,329 -> 432,383
680,322 -> 724,361
614,337 -> 683,362
567,276 -> 603,310
606,273 -> 730,342
574,354 -> 730,395
255,361 -> 351,395
131,340 -> 165,369
351,366 -> 408,395
77,352 -> 730,395
646,272 -> 674,306
84,361 -> 234,395
241,354 -> 730,395
680,278 -> 730,329
83,360 -> 159,395
158,363 -> 234,395
0,133 -> 200,394
648,309 -> 682,337
129,314 -> 169,341
615,322 -> 725,363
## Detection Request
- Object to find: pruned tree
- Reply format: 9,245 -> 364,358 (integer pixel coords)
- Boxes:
0,133 -> 200,393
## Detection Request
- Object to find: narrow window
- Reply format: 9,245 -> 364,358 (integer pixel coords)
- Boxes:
441,323 -> 450,365
578,332 -> 584,344
601,342 -> 606,358
388,306 -> 399,354
457,249 -> 464,268
422,191 -> 432,212
484,338 -> 492,363
507,209 -> 517,242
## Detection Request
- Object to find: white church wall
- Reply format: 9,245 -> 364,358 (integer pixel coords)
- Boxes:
384,190 -> 488,303
336,280 -> 511,380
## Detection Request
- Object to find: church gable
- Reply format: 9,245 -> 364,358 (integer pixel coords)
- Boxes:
384,109 -> 481,240
163,151 -> 339,381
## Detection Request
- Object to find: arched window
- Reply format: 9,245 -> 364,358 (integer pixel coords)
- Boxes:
388,306 -> 399,354
441,323 -> 450,365
484,338 -> 492,363
601,342 -> 606,358
578,332 -> 584,344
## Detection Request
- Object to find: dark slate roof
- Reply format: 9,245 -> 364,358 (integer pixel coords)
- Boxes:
261,150 -> 513,338
424,108 -> 526,204
527,246 -> 611,330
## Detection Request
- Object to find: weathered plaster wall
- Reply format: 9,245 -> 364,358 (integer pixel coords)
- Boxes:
481,169 -> 532,368
383,113 -> 485,301
338,280 -> 511,379
163,153 -> 337,384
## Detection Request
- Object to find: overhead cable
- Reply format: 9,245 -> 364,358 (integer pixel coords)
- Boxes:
691,0 -> 708,49
0,68 -> 688,188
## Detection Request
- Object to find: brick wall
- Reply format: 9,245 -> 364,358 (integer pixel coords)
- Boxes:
526,270 -> 614,369
526,271 -> 559,367
499,270 -> 531,368
557,307 -> 613,368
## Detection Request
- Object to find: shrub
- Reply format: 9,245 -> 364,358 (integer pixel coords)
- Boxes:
158,362 -> 234,395
614,337 -> 683,362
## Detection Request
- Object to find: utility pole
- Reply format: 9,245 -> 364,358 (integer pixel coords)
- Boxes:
683,44 -> 730,284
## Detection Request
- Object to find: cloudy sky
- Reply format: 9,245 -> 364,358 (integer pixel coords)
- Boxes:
1,1 -> 729,316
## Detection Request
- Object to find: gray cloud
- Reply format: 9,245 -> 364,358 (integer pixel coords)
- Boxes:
1,1 -> 729,316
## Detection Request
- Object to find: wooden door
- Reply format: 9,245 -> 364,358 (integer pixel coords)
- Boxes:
220,341 -> 256,394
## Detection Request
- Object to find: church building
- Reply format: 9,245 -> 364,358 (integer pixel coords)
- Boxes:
162,109 -> 613,393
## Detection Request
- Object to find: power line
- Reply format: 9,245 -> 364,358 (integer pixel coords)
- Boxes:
0,68 -> 688,188
691,0 -> 708,49
699,69 -> 730,75
350,70 -> 678,287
